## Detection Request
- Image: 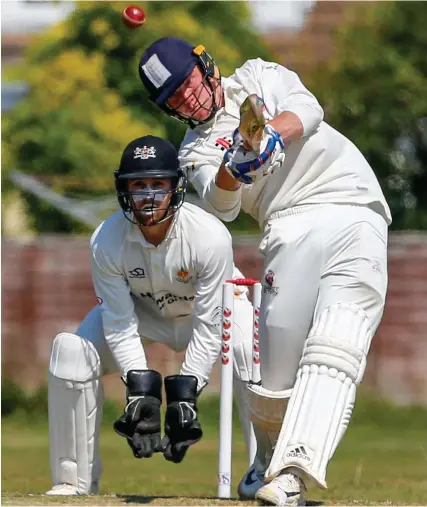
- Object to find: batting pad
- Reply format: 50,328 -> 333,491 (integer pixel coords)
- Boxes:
234,377 -> 256,459
265,303 -> 373,488
247,384 -> 292,432
48,333 -> 104,494
247,384 -> 292,471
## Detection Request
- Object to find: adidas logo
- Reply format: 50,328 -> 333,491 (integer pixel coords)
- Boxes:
286,445 -> 310,461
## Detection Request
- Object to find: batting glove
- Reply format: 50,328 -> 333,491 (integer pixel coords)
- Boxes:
224,125 -> 285,184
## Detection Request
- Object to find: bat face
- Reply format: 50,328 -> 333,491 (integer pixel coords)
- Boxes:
239,94 -> 266,152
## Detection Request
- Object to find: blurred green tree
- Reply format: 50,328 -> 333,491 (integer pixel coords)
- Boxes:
308,1 -> 427,230
2,48 -> 162,233
2,1 -> 271,234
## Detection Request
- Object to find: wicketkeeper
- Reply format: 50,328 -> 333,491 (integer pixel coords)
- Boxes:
46,135 -> 255,495
138,38 -> 392,505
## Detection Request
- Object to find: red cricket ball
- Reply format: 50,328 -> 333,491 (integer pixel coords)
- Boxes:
122,5 -> 146,29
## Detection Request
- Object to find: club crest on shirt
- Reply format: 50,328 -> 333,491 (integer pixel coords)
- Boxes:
176,266 -> 191,283
215,137 -> 233,151
263,269 -> 278,295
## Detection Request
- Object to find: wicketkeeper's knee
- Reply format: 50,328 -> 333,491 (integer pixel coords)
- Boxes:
49,332 -> 102,382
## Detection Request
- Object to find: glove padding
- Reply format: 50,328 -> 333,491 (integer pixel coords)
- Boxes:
114,370 -> 162,458
161,375 -> 203,463
224,125 -> 285,184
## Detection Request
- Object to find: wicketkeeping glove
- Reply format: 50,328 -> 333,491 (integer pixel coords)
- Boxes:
224,125 -> 285,184
160,375 -> 203,464
113,369 -> 162,458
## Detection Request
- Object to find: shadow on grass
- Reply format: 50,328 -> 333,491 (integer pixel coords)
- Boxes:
118,494 -> 323,505
118,496 -> 243,505
118,495 -> 239,503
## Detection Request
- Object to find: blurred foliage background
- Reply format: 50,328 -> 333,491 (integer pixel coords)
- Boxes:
2,1 -> 427,234
310,1 -> 427,230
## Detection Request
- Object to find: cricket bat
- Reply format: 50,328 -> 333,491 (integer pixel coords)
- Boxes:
238,94 -> 266,152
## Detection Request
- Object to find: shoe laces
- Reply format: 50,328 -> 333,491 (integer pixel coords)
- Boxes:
276,472 -> 302,494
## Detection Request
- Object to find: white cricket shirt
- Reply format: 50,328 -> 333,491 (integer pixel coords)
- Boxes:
179,58 -> 392,228
90,203 -> 239,383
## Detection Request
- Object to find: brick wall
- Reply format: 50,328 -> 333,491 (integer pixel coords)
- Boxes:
2,233 -> 427,404
363,233 -> 427,405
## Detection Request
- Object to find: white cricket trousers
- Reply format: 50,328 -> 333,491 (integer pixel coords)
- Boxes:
77,297 -> 254,383
258,203 -> 388,391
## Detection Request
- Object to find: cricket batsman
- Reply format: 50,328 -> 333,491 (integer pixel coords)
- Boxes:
138,38 -> 391,505
45,135 -> 256,495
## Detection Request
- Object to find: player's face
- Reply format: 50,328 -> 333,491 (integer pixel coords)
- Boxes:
167,65 -> 222,122
128,177 -> 173,226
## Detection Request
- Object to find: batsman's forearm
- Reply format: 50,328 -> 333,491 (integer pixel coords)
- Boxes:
200,165 -> 242,222
216,161 -> 242,191
268,111 -> 304,142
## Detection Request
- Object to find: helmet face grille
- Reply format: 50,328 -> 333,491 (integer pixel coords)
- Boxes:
163,71 -> 222,129
116,175 -> 187,226
114,135 -> 185,226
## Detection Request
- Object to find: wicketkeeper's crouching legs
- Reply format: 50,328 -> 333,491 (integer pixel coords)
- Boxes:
46,331 -> 163,496
45,296 -> 259,496
46,332 -> 104,496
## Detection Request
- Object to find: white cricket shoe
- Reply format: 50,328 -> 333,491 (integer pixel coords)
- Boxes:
45,484 -> 81,496
237,463 -> 264,500
45,482 -> 99,496
255,469 -> 306,506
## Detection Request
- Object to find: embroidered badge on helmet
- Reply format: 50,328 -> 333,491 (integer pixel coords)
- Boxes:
134,146 -> 156,159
